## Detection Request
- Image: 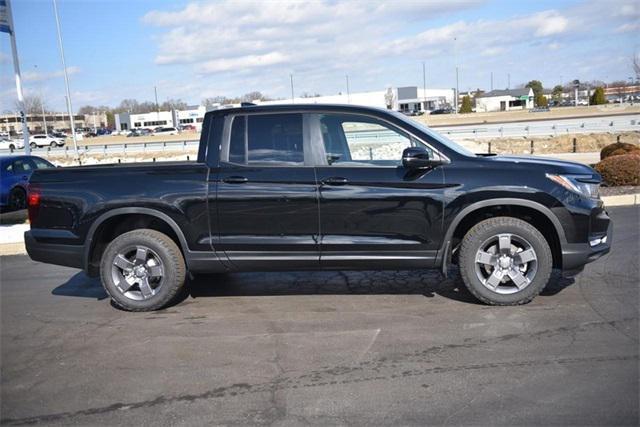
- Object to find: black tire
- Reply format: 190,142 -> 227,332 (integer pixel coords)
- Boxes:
9,144 -> 15,152
100,229 -> 186,311
8,187 -> 26,211
29,142 -> 37,149
458,217 -> 552,306
50,141 -> 56,147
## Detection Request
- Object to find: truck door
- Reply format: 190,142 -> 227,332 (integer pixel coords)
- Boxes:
213,113 -> 320,270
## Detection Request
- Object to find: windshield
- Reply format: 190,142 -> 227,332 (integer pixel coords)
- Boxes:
389,111 -> 476,157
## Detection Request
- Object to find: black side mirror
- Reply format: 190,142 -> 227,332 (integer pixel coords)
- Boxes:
402,147 -> 435,169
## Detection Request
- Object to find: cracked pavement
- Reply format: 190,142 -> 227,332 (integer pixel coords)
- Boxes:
1,206 -> 638,425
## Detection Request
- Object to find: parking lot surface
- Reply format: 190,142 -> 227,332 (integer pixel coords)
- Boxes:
1,206 -> 638,425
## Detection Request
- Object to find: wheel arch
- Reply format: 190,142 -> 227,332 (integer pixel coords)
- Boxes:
83,207 -> 189,276
440,198 -> 566,272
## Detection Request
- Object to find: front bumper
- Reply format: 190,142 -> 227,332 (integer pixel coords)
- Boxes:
561,217 -> 612,271
24,230 -> 84,270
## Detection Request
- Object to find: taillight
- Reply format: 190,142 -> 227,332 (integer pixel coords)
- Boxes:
27,190 -> 41,224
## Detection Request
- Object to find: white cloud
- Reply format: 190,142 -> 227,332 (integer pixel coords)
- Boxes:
22,66 -> 80,82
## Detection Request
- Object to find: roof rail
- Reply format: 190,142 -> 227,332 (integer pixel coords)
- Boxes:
240,102 -> 256,107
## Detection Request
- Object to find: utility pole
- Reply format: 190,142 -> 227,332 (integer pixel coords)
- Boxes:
490,71 -> 493,91
154,85 -> 159,115
290,74 -> 294,102
507,73 -> 511,90
3,0 -> 30,154
422,61 -> 427,111
52,0 -> 79,161
34,65 -> 48,136
345,75 -> 350,103
455,66 -> 459,114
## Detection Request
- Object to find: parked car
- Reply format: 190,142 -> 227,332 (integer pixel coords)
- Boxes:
430,108 -> 454,115
0,138 -> 24,152
0,155 -> 54,211
50,131 -> 67,139
25,104 -> 612,311
181,124 -> 197,131
153,126 -> 179,136
28,134 -> 65,148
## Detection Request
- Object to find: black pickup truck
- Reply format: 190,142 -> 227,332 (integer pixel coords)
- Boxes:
25,104 -> 612,311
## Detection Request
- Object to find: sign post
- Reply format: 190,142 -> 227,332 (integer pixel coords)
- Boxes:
1,0 -> 31,154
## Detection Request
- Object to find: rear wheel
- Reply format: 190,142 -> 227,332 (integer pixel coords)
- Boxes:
459,217 -> 552,305
100,229 -> 186,311
29,142 -> 37,148
8,187 -> 26,211
9,144 -> 15,152
49,141 -> 57,147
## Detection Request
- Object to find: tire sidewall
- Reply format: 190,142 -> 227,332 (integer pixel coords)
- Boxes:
100,230 -> 185,311
459,218 -> 552,305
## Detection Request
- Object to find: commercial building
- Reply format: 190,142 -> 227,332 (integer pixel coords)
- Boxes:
255,86 -> 454,113
475,88 -> 534,112
0,112 -> 107,135
114,105 -> 206,132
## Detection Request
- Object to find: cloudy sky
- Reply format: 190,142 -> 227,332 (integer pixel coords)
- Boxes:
1,0 -> 638,112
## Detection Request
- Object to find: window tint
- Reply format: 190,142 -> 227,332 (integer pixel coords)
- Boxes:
248,114 -> 303,164
12,159 -> 33,173
319,114 -> 429,167
227,114 -> 304,165
228,116 -> 246,164
32,158 -> 53,169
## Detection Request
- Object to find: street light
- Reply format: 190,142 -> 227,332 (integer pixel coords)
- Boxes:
34,65 -> 48,136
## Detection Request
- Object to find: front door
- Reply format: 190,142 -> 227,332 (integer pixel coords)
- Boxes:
215,113 -> 320,270
309,113 -> 447,269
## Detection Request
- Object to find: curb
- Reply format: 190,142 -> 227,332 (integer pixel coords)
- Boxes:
0,195 -> 638,257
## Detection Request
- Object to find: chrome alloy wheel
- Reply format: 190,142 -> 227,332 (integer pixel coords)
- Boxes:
474,233 -> 538,295
110,246 -> 164,300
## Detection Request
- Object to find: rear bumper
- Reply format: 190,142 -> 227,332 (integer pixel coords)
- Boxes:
561,219 -> 612,271
24,231 -> 84,270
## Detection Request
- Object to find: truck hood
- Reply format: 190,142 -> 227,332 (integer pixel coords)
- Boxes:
484,154 -> 599,177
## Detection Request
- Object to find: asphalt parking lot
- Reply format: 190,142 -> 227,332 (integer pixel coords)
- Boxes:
1,206 -> 638,425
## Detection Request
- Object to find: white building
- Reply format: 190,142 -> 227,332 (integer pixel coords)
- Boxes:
255,86 -> 454,113
114,105 -> 206,131
475,88 -> 534,112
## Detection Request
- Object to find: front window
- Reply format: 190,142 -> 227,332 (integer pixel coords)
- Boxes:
389,110 -> 476,157
317,113 -> 434,167
32,158 -> 53,169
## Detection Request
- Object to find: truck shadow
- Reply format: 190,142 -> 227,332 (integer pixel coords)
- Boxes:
51,268 -> 574,307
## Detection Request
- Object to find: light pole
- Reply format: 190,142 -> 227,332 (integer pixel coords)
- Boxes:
422,61 -> 427,111
52,0 -> 79,161
345,75 -> 350,103
290,74 -> 294,102
455,66 -> 459,114
34,65 -> 48,136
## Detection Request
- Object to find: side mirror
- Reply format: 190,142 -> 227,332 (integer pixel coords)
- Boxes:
402,147 -> 436,169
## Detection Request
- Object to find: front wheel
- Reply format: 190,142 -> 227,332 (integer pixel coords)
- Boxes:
8,187 -> 26,210
458,217 -> 552,305
100,229 -> 186,311
29,142 -> 37,149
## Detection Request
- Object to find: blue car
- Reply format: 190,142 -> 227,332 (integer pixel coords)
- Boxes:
0,155 -> 54,211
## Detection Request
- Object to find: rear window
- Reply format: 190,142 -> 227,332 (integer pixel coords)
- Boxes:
227,114 -> 304,165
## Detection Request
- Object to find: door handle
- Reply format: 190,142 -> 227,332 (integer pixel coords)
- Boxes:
223,176 -> 248,184
321,177 -> 349,186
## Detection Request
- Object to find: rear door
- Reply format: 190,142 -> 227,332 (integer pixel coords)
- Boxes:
309,112 -> 447,269
214,112 -> 320,270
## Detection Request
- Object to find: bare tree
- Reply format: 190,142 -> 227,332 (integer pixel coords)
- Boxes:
15,95 -> 48,115
633,52 -> 640,81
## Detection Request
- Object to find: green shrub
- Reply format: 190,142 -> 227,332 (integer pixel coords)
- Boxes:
459,95 -> 473,114
595,154 -> 640,186
600,142 -> 640,160
590,87 -> 607,105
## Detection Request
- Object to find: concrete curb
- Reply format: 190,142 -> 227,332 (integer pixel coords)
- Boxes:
0,194 -> 638,257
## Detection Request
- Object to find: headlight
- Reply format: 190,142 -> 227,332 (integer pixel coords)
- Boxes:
546,174 -> 600,199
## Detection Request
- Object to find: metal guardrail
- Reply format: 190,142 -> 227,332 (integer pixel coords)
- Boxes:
0,117 -> 637,158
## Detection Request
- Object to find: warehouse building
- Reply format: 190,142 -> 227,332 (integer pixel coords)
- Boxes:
475,88 -> 534,112
114,105 -> 206,132
256,86 -> 454,113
